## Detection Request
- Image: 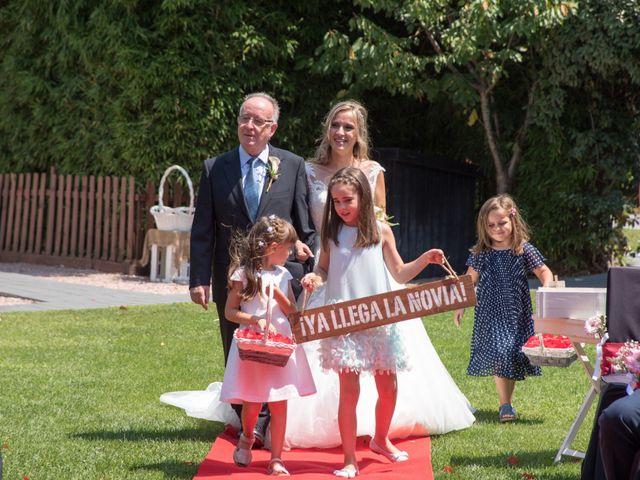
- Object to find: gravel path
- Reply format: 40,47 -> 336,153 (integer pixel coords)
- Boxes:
0,262 -> 187,305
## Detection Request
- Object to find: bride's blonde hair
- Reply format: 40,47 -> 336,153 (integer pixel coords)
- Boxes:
311,100 -> 371,165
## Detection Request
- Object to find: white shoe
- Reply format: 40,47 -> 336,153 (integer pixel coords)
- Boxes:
369,438 -> 409,462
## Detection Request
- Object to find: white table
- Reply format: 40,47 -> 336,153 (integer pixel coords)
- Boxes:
140,229 -> 190,283
534,316 -> 600,462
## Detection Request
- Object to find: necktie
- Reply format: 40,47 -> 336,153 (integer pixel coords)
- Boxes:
244,157 -> 261,220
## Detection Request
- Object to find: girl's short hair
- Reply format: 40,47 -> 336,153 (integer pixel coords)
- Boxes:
472,194 -> 530,255
322,167 -> 380,251
310,100 -> 370,165
228,215 -> 298,301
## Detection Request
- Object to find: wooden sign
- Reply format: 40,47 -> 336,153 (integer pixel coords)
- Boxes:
290,275 -> 476,343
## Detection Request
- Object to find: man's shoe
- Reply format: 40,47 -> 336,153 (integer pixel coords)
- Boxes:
253,428 -> 265,448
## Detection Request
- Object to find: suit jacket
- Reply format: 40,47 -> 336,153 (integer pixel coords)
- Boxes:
189,144 -> 316,303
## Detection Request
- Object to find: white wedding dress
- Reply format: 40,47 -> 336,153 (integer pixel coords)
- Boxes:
160,160 -> 475,448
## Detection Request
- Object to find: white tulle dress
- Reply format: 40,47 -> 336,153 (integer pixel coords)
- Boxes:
159,160 -> 475,448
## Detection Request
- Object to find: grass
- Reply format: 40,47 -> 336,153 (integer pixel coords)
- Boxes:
0,301 -> 595,479
624,227 -> 640,254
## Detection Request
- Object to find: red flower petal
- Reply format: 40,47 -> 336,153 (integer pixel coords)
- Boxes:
443,465 -> 454,473
522,473 -> 536,479
508,455 -> 519,465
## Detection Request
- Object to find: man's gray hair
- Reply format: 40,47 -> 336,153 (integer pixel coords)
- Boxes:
240,92 -> 280,123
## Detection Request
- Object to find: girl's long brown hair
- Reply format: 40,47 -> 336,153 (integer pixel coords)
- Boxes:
321,167 -> 380,252
471,194 -> 530,255
228,215 -> 298,301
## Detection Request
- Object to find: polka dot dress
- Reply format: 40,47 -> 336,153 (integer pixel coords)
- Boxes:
466,242 -> 544,380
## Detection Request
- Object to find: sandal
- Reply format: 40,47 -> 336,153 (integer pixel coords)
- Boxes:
233,433 -> 255,467
267,458 -> 290,476
333,465 -> 359,478
499,403 -> 516,422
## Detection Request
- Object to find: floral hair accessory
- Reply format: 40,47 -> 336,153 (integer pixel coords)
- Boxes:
268,214 -> 276,220
257,240 -> 265,248
266,156 -> 281,192
510,207 -> 517,216
266,226 -> 274,233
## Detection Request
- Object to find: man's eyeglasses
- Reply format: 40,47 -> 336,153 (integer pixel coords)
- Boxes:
237,115 -> 274,128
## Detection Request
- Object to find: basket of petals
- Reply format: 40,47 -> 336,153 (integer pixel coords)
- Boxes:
234,328 -> 296,367
522,333 -> 577,368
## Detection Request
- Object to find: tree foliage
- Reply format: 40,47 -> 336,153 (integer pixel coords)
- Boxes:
518,0 -> 640,273
314,0 -> 577,193
314,0 -> 640,272
0,0 -> 346,181
1,0 -> 639,273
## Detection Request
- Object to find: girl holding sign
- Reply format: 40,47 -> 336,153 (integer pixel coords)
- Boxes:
220,215 -> 316,475
302,167 -> 444,478
453,194 -> 553,422
285,100 -> 474,451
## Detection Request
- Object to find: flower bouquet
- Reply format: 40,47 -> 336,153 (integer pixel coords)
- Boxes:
234,328 -> 296,367
522,333 -> 577,367
585,313 -> 607,339
612,340 -> 640,390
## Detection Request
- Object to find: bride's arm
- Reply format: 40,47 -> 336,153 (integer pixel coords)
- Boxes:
374,171 -> 386,212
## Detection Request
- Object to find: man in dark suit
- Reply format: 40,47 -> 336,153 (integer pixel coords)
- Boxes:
189,92 -> 315,445
598,388 -> 640,480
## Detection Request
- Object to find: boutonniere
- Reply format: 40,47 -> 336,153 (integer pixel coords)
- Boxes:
266,156 -> 280,192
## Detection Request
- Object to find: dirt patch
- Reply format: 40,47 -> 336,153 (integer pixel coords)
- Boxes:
0,262 -> 187,295
0,294 -> 37,305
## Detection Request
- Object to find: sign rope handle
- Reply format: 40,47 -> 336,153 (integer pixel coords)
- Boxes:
300,289 -> 310,315
440,257 -> 459,280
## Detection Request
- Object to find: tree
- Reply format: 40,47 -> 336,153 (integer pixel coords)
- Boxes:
314,0 -> 576,193
517,0 -> 640,273
0,0 -> 347,179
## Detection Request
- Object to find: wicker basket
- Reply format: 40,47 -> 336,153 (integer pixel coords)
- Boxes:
150,165 -> 195,231
522,333 -> 577,368
234,329 -> 296,367
233,282 -> 296,367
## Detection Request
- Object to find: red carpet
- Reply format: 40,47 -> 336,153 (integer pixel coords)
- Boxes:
194,428 -> 433,479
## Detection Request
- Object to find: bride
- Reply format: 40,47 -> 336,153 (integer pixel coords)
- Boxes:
160,100 -> 475,447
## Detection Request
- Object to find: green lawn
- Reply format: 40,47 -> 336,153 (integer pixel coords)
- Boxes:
0,302 -> 594,479
624,227 -> 640,254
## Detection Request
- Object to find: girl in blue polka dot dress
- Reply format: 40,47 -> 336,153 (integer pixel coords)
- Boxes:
453,194 -> 553,422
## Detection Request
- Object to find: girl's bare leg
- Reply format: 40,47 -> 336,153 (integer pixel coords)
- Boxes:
337,371 -> 360,472
494,376 -> 516,406
268,400 -> 287,460
372,372 -> 403,454
241,401 -> 262,439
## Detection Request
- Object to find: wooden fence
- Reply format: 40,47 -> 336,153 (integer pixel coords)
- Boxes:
0,168 -> 192,274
